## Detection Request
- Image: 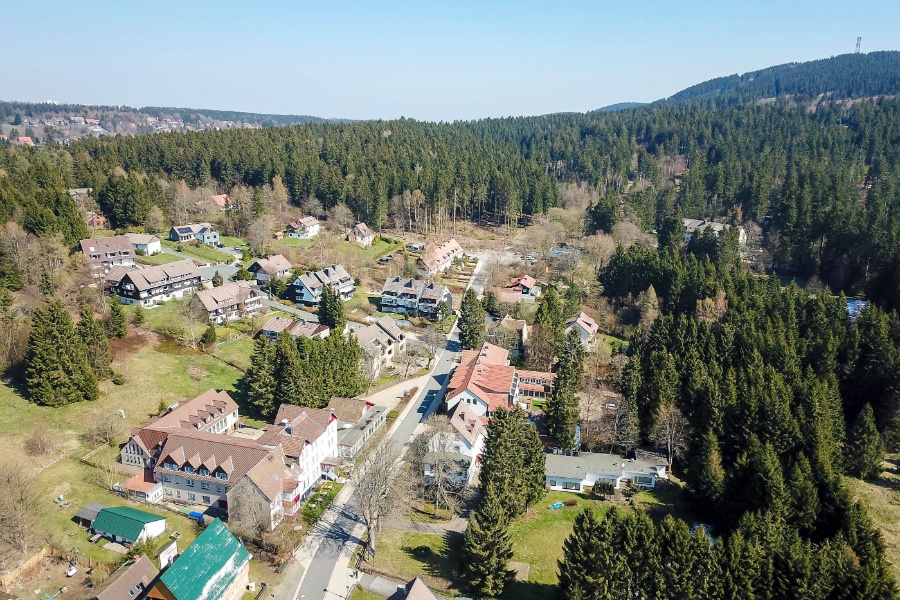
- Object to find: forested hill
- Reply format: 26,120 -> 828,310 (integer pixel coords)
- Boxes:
137,106 -> 330,126
662,51 -> 900,105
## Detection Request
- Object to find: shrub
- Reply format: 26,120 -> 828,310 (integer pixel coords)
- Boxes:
24,426 -> 55,456
412,545 -> 432,558
111,372 -> 126,385
387,410 -> 399,421
563,498 -> 577,507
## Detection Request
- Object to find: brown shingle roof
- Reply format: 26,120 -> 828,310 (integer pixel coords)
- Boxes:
120,259 -> 200,292
417,239 -> 462,272
327,397 -> 371,424
79,235 -> 132,256
194,281 -> 260,312
154,431 -> 268,485
95,554 -> 159,600
145,389 -> 238,432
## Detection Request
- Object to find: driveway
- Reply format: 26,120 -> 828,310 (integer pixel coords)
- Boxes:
262,298 -> 317,322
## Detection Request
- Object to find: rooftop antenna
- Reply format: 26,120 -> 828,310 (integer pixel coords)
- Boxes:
855,36 -> 861,54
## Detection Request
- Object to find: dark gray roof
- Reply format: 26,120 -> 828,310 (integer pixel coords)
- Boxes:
75,501 -> 107,523
545,452 -> 663,480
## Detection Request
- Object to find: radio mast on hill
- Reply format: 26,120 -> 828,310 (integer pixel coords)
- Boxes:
856,37 -> 862,53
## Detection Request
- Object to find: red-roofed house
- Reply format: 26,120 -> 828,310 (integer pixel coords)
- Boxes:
417,239 -> 463,276
16,136 -> 34,147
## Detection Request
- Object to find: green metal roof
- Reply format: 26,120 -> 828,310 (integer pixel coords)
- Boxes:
159,518 -> 250,600
92,506 -> 165,542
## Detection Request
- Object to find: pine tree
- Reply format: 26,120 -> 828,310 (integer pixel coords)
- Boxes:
458,288 -> 485,350
107,297 -> 127,339
211,270 -> 224,287
75,304 -> 112,379
787,453 -> 820,536
534,288 -> 565,347
199,325 -> 217,346
39,268 -> 55,297
460,487 -> 514,597
245,337 -> 277,416
546,328 -> 585,450
482,291 -> 498,316
845,404 -> 882,480
273,331 -> 304,406
521,418 -> 547,511
132,303 -> 146,327
559,508 -> 617,600
26,301 -> 98,406
319,285 -> 346,333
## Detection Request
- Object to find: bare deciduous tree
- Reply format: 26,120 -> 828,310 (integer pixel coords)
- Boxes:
582,232 -> 617,272
247,215 -> 275,254
87,412 -> 127,447
328,204 -> 355,231
24,426 -> 55,456
418,326 -> 445,369
395,345 -> 421,378
654,402 -> 690,467
0,462 -> 39,554
419,416 -> 474,518
354,436 -> 402,556
612,221 -> 641,248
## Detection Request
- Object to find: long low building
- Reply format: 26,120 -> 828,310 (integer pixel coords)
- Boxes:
105,259 -> 201,308
260,316 -> 329,341
545,452 -> 668,493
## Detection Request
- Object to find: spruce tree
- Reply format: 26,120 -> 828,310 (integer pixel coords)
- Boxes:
107,297 -> 127,339
26,301 -> 99,406
273,331 -> 304,406
75,304 -> 112,379
245,337 -> 277,416
478,406 -> 543,518
39,268 -> 55,297
534,288 -> 565,347
845,404 -> 882,480
521,419 -> 547,511
211,270 -> 224,287
458,288 -> 485,350
546,328 -> 584,450
199,325 -> 217,346
460,487 -> 514,597
319,285 -> 346,333
132,303 -> 146,327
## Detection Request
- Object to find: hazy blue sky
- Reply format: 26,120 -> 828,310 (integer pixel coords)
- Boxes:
4,1 -> 898,121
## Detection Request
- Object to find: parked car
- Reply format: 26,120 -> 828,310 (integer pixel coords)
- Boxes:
234,246 -> 242,250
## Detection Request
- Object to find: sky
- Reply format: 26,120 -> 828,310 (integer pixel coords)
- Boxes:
3,0 -> 899,121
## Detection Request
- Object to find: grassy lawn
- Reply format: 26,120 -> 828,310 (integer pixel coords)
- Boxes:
350,588 -> 384,600
602,334 -> 628,353
137,252 -> 181,266
212,337 -> 255,371
302,482 -> 344,525
849,459 -> 900,580
271,236 -> 316,251
162,239 -> 233,264
220,235 -> 247,249
504,491 -> 609,598
367,529 -> 464,595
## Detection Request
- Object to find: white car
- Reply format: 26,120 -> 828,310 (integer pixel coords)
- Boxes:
66,565 -> 78,577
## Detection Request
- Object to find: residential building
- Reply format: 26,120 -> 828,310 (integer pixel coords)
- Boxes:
346,222 -> 374,247
388,577 -> 439,600
126,232 -> 162,255
80,236 -> 135,276
91,506 -> 166,545
545,452 -> 668,493
153,431 -> 271,510
285,216 -> 320,239
150,518 -> 250,600
380,277 -> 453,319
84,211 -> 107,230
118,470 -> 164,503
485,314 -> 528,357
683,218 -> 747,246
93,554 -> 159,600
192,281 -> 263,324
121,389 -> 239,468
327,396 -> 387,459
444,341 -> 554,418
292,264 -> 355,305
259,316 -> 329,341
423,403 -> 486,485
227,444 -> 302,530
352,316 -> 407,375
565,311 -> 599,348
496,274 -> 541,303
16,136 -> 34,147
168,222 -> 220,246
258,405 -> 339,502
105,259 -> 201,308
417,239 -> 463,276
74,502 -> 107,528
247,254 -> 293,283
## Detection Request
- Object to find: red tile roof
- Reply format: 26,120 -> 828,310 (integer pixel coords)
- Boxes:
447,363 -> 516,414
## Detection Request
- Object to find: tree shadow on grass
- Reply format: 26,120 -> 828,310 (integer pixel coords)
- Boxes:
400,530 -> 465,592
500,580 -> 557,600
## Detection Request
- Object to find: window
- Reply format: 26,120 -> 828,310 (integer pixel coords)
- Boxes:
199,467 -> 209,476
549,480 -> 557,487
164,461 -> 178,471
184,465 -> 194,474
188,493 -> 196,501
202,496 -> 211,504
216,471 -> 227,480
201,482 -> 209,491
563,481 -> 580,491
216,486 -> 222,493
186,479 -> 194,487
163,475 -> 171,483
635,476 -> 653,486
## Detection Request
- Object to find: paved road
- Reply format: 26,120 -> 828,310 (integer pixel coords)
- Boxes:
281,258 -> 486,600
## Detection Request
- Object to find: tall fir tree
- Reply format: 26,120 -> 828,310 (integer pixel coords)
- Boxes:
845,404 -> 883,480
460,486 -> 514,597
211,270 -> 224,287
26,301 -> 99,406
319,284 -> 346,333
534,288 -> 565,347
245,337 -> 277,416
546,328 -> 585,450
458,288 -> 485,350
107,297 -> 127,339
273,331 -> 304,406
75,304 -> 112,379
478,406 -> 543,518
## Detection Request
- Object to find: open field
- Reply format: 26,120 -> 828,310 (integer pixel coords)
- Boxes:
137,252 -> 181,266
849,457 -> 900,581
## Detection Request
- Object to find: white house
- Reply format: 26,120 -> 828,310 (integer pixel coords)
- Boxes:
257,405 -> 339,503
423,404 -> 486,485
126,232 -> 162,255
285,216 -> 320,239
247,254 -> 293,283
565,311 -> 599,348
192,281 -> 263,324
91,506 -> 166,545
380,277 -> 453,320
292,264 -> 355,305
683,218 -> 747,246
169,223 -> 220,246
545,452 -> 668,493
347,223 -> 374,247
417,239 -> 463,276
352,315 -> 407,376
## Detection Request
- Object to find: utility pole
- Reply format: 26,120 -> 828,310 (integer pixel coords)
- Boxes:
856,36 -> 861,54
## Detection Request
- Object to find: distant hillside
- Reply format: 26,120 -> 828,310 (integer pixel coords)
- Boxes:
138,106 -> 330,126
593,102 -> 647,113
661,51 -> 900,105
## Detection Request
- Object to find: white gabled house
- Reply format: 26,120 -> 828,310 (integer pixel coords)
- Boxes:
423,404 -> 486,485
285,216 -> 320,239
247,254 -> 293,283
292,264 -> 355,305
565,311 -> 599,348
